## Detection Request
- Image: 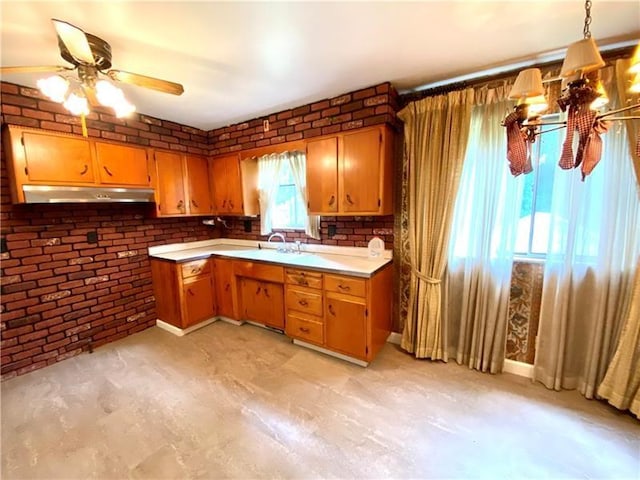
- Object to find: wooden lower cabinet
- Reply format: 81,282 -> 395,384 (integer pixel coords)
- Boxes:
151,258 -> 217,329
213,258 -> 237,319
325,292 -> 367,359
239,277 -> 284,329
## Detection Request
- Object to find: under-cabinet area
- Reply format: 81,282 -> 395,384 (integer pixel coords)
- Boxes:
149,240 -> 393,365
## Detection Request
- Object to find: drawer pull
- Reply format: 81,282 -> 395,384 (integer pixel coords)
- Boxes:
103,166 -> 114,177
328,304 -> 336,316
297,277 -> 308,286
298,299 -> 308,306
80,164 -> 88,175
191,267 -> 200,274
337,284 -> 351,291
299,327 -> 310,334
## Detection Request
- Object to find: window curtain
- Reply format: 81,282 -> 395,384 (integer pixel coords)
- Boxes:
285,151 -> 320,240
597,58 -> 640,418
397,89 -> 474,359
533,64 -> 640,399
257,153 -> 283,235
445,85 -> 524,373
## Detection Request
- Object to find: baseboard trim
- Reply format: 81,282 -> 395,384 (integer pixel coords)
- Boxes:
503,359 -> 534,379
387,332 -> 402,345
156,317 -> 217,337
293,339 -> 369,367
217,316 -> 244,326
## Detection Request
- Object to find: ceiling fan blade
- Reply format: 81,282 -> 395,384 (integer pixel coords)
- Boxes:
107,70 -> 184,95
0,65 -> 70,75
52,19 -> 95,65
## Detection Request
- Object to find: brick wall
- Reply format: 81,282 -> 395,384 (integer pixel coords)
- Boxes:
209,82 -> 400,155
0,80 -> 400,379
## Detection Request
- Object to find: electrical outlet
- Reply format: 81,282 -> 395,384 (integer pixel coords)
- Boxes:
86,231 -> 98,244
263,119 -> 270,132
328,224 -> 337,238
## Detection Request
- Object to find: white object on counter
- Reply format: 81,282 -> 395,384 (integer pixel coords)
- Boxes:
368,237 -> 384,258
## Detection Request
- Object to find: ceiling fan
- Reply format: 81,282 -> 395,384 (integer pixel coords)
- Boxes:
1,19 -> 184,117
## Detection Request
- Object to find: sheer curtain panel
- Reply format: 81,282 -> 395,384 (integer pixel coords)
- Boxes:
534,65 -> 640,398
446,85 -> 524,373
257,153 -> 283,235
398,89 -> 474,359
286,151 -> 320,239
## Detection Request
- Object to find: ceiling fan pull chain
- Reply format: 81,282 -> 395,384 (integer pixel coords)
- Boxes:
583,0 -> 592,39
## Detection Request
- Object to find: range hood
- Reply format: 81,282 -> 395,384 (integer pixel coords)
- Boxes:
22,185 -> 155,204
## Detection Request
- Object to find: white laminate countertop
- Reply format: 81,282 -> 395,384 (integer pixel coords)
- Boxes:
148,239 -> 392,278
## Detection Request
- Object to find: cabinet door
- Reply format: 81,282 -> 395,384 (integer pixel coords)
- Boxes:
225,156 -> 244,214
240,278 -> 284,329
183,275 -> 215,328
22,131 -> 94,183
185,155 -> 212,214
155,151 -> 186,215
325,292 -> 367,359
341,128 -> 382,213
94,142 -> 149,186
213,258 -> 236,319
210,155 -> 229,212
306,137 -> 338,213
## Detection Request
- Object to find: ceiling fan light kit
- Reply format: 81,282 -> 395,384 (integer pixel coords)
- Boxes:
503,0 -> 640,180
0,18 -> 183,125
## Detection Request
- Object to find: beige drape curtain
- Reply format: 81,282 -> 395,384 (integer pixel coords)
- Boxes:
596,58 -> 640,418
257,153 -> 282,235
286,151 -> 321,240
398,89 -> 474,358
445,85 -> 523,373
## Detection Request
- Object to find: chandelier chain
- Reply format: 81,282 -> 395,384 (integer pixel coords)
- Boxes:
583,0 -> 592,39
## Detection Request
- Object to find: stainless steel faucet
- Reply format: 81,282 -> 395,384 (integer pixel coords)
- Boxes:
267,232 -> 287,252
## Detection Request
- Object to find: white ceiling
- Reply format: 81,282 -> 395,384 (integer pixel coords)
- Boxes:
1,1 -> 639,130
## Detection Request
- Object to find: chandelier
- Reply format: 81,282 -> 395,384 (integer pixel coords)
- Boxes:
503,0 -> 640,180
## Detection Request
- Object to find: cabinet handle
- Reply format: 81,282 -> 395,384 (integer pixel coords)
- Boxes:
225,284 -> 230,292
328,195 -> 335,207
103,166 -> 113,177
328,304 -> 336,316
264,288 -> 270,298
256,286 -> 262,295
222,199 -> 227,208
345,194 -> 355,205
187,289 -> 195,296
228,201 -> 234,210
297,278 -> 308,286
177,200 -> 184,211
191,267 -> 200,274
337,284 -> 351,291
298,299 -> 308,306
300,327 -> 310,334
191,199 -> 199,208
80,164 -> 88,175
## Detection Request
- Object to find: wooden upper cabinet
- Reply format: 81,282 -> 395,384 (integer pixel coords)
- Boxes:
306,137 -> 338,213
306,125 -> 394,216
154,150 -> 186,215
209,154 -> 258,216
94,142 -> 150,186
185,155 -> 213,214
22,131 -> 94,184
341,128 -> 383,214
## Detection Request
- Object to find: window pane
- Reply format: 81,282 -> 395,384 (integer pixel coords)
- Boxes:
272,162 -> 306,230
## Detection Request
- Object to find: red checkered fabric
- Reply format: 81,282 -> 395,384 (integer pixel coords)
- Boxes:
581,119 -> 611,181
559,105 -> 597,170
504,111 -> 529,176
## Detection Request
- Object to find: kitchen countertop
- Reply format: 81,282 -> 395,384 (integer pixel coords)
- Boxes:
148,239 -> 392,278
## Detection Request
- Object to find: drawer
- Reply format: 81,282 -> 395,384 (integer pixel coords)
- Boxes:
286,269 -> 323,289
324,274 -> 366,297
181,259 -> 211,279
233,261 -> 284,283
286,286 -> 323,316
285,311 -> 324,345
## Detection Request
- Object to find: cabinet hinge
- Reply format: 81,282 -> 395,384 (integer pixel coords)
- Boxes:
365,308 -> 368,317
366,346 -> 369,355
148,175 -> 151,183
24,166 -> 28,176
379,132 -> 382,144
20,136 -> 25,146
377,199 -> 381,207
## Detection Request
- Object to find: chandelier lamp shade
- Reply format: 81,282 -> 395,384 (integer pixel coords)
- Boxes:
503,0 -> 640,180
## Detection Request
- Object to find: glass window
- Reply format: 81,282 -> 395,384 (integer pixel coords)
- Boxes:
272,160 -> 307,230
514,115 -> 563,257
